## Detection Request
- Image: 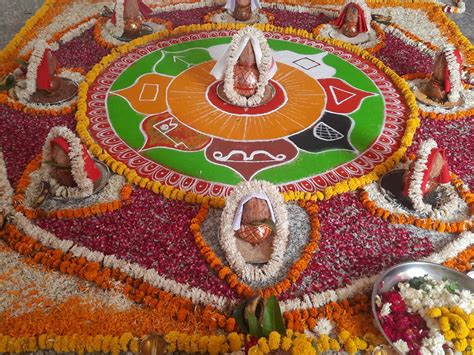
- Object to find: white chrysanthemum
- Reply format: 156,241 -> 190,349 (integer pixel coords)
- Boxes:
393,339 -> 410,354
380,302 -> 392,317
313,317 -> 334,336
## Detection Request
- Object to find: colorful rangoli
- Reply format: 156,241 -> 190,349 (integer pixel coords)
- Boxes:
0,0 -> 473,354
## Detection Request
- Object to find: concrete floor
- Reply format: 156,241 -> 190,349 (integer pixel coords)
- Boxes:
0,1 -> 472,48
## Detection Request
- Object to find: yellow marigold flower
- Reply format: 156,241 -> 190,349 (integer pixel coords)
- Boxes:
428,308 -> 442,318
207,335 -> 222,355
85,336 -> 94,353
249,344 -> 263,355
258,337 -> 270,354
268,332 -> 281,350
227,332 -> 241,352
198,335 -> 209,353
190,334 -> 200,353
468,314 -> 474,329
165,331 -> 179,352
0,336 -> 9,353
38,334 -> 47,350
53,336 -> 62,353
76,336 -> 86,355
129,339 -> 139,353
354,337 -> 367,350
14,337 -> 23,353
286,329 -> 294,338
339,330 -> 351,342
60,335 -> 69,353
281,336 -> 292,351
453,338 -> 468,352
444,330 -> 456,341
440,307 -> 450,316
330,338 -> 341,351
119,333 -> 133,351
110,336 -> 120,355
344,339 -> 357,354
470,329 -> 474,338
439,316 -> 451,332
102,335 -> 112,353
450,306 -> 467,320
317,336 -> 330,352
449,314 -> 469,338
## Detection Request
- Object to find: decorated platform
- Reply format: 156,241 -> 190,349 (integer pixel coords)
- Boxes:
0,0 -> 473,354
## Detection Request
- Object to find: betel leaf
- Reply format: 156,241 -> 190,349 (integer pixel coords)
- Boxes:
246,311 -> 262,338
233,300 -> 249,334
408,276 -> 427,290
262,295 -> 286,337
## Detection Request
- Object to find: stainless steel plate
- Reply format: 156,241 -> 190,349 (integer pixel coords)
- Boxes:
372,261 -> 474,352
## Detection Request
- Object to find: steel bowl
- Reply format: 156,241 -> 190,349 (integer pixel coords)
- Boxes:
372,261 -> 474,352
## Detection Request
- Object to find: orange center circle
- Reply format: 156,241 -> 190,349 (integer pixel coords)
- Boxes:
167,61 -> 326,141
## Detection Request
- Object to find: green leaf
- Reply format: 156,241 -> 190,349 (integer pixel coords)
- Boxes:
262,295 -> 286,337
246,311 -> 262,338
233,300 -> 249,334
408,276 -> 427,290
444,280 -> 460,294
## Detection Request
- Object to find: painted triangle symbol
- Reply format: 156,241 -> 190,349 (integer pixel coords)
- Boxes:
329,86 -> 357,105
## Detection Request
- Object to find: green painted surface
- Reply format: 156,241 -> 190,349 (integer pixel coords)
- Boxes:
106,36 -> 386,185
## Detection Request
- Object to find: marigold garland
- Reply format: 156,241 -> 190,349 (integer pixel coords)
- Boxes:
0,223 -> 235,333
0,333 -> 138,354
11,154 -> 133,220
77,22 -> 419,205
360,174 -> 474,233
190,200 -> 321,298
387,22 -> 438,52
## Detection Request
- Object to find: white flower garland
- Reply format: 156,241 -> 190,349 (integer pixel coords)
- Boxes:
223,26 -> 273,107
15,40 -> 53,102
106,0 -> 125,37
383,24 -> 435,58
406,139 -> 448,216
57,17 -> 98,44
9,209 -> 229,310
39,126 -> 95,199
342,0 -> 372,31
364,168 -> 472,222
0,151 -> 14,213
442,45 -> 463,103
219,180 -> 289,284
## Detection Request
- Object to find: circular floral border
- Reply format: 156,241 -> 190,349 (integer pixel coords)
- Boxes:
77,23 -> 419,204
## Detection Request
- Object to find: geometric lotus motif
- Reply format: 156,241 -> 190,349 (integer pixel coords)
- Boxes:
112,73 -> 172,115
318,77 -> 376,114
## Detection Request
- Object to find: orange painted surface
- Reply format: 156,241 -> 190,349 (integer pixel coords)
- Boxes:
113,73 -> 172,115
167,61 -> 326,141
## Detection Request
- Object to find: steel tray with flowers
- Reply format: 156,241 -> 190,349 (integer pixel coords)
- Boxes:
372,261 -> 474,354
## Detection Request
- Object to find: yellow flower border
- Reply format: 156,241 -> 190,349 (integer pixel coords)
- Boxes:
76,22 -> 419,205
0,333 -> 139,354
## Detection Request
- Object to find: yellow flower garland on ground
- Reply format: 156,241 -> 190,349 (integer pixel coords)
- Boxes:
0,333 -> 139,354
76,22 -> 419,205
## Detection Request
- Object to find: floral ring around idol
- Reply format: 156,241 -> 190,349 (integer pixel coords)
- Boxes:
50,159 -> 111,202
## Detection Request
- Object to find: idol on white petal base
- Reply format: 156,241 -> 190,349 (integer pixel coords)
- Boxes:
225,0 -> 261,22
